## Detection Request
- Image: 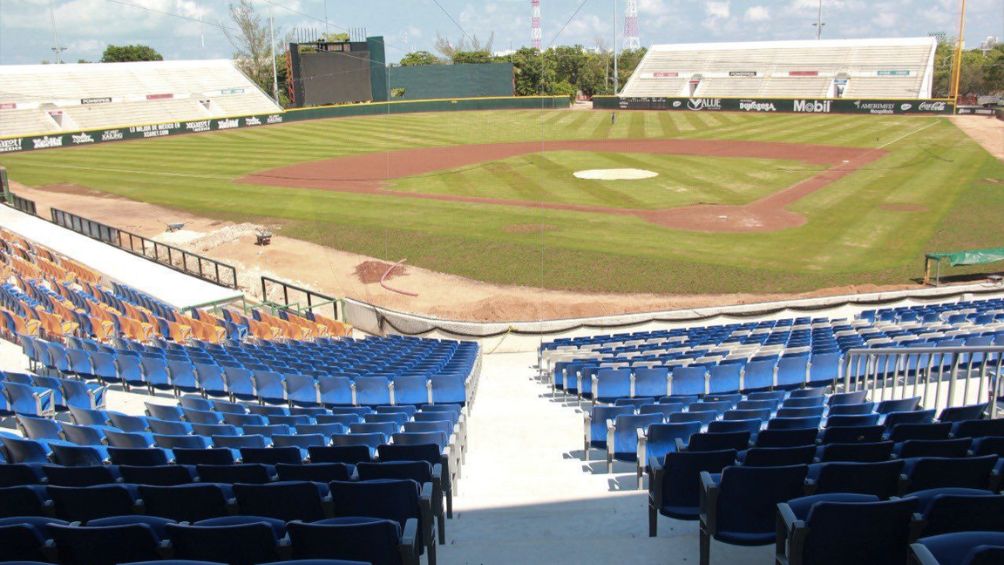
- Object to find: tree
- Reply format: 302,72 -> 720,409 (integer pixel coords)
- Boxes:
510,47 -> 555,96
400,51 -> 441,66
100,44 -> 163,63
434,32 -> 494,63
452,50 -> 493,64
225,0 -> 277,99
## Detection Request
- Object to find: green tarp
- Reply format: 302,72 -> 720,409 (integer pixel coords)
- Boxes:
926,248 -> 1004,267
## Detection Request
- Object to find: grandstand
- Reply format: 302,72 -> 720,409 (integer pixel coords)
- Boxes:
621,37 -> 937,99
0,60 -> 282,137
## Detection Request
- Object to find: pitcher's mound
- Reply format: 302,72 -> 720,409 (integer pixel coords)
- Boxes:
573,168 -> 659,180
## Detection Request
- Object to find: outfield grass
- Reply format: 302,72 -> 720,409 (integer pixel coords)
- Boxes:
389,151 -> 816,209
2,110 -> 1002,294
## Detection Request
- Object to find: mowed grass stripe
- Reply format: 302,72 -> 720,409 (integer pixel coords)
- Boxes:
4,110 -> 1001,295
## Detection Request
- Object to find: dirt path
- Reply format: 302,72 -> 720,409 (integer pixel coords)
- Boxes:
240,139 -> 881,233
11,182 -> 924,322
950,115 -> 1004,160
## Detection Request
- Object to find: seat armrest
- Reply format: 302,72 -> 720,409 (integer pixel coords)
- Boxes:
908,513 -> 927,542
909,543 -> 941,565
419,481 -> 435,545
699,471 -> 719,535
399,517 -> 421,565
606,419 -> 616,456
674,438 -> 687,452
778,502 -> 807,565
649,457 -> 665,506
636,428 -> 647,466
584,412 -> 593,446
803,478 -> 817,495
898,474 -> 910,497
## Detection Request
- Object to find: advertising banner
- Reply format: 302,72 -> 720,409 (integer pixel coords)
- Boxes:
0,96 -> 568,153
594,96 -> 954,115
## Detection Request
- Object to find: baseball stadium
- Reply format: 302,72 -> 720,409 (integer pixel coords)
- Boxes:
0,1 -> 1002,564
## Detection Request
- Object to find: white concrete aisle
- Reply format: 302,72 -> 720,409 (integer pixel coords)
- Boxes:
438,352 -> 768,564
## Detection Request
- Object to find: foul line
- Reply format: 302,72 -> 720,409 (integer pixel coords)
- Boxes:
878,119 -> 940,150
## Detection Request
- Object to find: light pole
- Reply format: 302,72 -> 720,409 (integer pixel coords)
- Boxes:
612,0 -> 619,94
269,11 -> 279,103
813,0 -> 825,40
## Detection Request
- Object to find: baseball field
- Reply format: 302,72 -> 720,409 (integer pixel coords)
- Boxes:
2,109 -> 1002,295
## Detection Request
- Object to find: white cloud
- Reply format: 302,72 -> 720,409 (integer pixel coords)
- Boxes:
706,1 -> 731,19
745,6 -> 770,22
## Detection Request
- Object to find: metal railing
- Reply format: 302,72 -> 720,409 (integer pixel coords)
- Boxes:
844,346 -> 1004,417
50,208 -> 239,289
8,194 -> 37,216
260,275 -> 340,320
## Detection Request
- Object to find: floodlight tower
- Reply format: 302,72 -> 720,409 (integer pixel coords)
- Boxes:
531,0 -> 542,50
624,0 -> 640,50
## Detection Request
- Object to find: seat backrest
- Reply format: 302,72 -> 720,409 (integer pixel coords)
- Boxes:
889,422 -> 952,442
233,481 -> 326,521
767,416 -> 822,430
801,498 -> 917,565
328,479 -> 421,530
708,419 -> 761,435
48,484 -> 137,522
51,523 -> 161,565
167,522 -> 280,564
195,463 -> 273,484
921,493 -> 1004,536
276,462 -> 353,483
687,431 -> 750,452
662,449 -> 737,509
828,390 -> 868,406
818,425 -> 885,444
287,517 -> 403,565
107,447 -> 170,467
742,445 -> 816,467
818,441 -> 894,463
782,396 -> 825,408
953,418 -> 1004,439
376,443 -> 441,466
825,413 -> 881,428
612,413 -> 664,454
118,464 -> 195,486
814,460 -> 905,498
357,460 -> 434,484
140,483 -> 232,523
907,456 -> 999,492
240,446 -> 303,465
723,408 -> 771,422
898,438 -> 972,458
876,397 -> 921,414
717,464 -> 808,535
883,409 -> 937,431
938,403 -> 988,423
0,485 -> 49,517
309,445 -> 374,465
43,464 -> 118,487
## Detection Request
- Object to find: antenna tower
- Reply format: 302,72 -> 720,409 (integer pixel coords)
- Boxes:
531,0 -> 542,50
624,0 -> 640,50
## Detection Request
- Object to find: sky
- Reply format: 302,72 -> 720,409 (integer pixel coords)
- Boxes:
0,0 -> 1001,65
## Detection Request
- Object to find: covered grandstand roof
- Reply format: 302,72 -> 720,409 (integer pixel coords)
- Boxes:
621,36 -> 937,100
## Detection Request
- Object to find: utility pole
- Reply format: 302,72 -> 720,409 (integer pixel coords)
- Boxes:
269,11 -> 279,103
813,0 -> 825,40
613,0 -> 619,93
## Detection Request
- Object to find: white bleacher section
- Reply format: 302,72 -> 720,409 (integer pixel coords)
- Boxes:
0,60 -> 281,137
0,108 -> 58,136
621,37 -> 937,100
